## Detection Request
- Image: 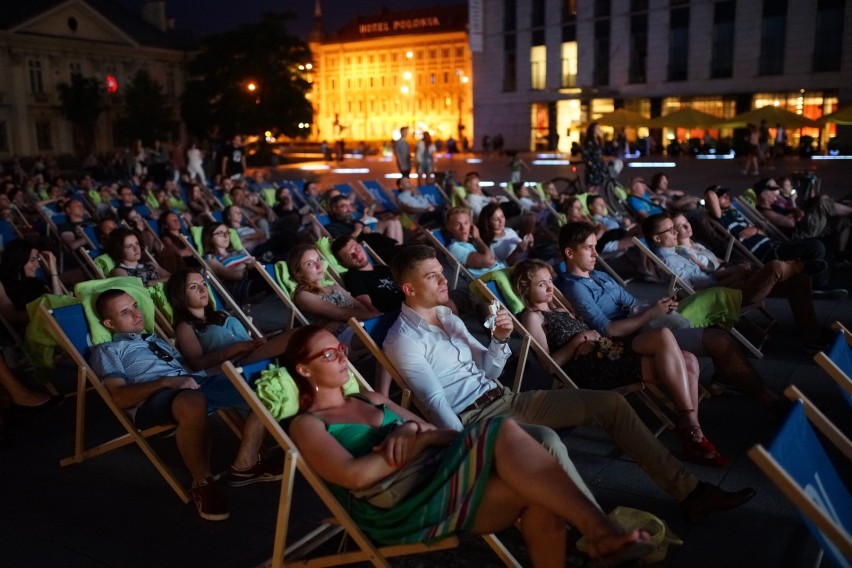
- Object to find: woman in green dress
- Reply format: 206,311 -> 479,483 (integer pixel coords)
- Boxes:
283,325 -> 653,567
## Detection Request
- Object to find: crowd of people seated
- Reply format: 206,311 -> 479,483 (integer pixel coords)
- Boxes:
0,155 -> 848,565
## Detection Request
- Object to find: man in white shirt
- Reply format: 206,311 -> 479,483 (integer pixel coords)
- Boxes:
383,245 -> 756,520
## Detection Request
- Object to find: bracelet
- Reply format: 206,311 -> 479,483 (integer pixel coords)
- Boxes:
404,420 -> 422,433
493,336 -> 510,345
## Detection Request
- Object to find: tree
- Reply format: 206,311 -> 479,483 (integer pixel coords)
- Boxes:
58,75 -> 104,157
115,69 -> 177,145
180,12 -> 313,139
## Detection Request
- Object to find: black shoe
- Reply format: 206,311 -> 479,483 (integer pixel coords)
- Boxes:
812,288 -> 848,301
804,259 -> 829,277
680,482 -> 756,522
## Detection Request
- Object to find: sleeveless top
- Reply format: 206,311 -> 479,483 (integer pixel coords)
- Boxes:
540,310 -> 589,353
118,261 -> 160,286
297,286 -> 355,334
193,315 -> 250,354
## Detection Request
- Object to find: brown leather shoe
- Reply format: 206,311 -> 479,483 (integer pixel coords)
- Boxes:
680,482 -> 756,522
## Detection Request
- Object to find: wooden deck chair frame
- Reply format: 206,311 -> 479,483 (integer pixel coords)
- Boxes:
748,385 -> 852,565
706,218 -> 766,268
220,360 -> 521,568
472,280 -> 676,436
41,304 -> 189,503
631,236 -> 770,358
422,229 -> 475,289
813,321 -> 852,400
732,196 -> 791,243
308,213 -> 333,239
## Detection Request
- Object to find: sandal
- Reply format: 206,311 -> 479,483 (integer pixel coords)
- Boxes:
680,426 -> 731,468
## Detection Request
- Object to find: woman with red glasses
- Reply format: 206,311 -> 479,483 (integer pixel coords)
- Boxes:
282,325 -> 653,567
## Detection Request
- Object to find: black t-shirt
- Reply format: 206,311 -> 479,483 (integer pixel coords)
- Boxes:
223,144 -> 244,177
343,265 -> 405,314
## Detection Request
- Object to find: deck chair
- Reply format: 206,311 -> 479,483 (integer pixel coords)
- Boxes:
41,279 -> 236,503
220,359 -> 520,568
423,228 -> 475,289
253,263 -> 310,328
733,196 -> 791,243
706,217 -> 767,268
359,181 -> 400,215
471,279 -> 676,436
813,321 -> 852,409
748,386 -> 852,567
632,237 -> 771,358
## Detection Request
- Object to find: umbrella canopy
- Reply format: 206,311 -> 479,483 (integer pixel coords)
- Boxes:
646,107 -> 725,129
819,106 -> 852,126
593,108 -> 651,128
718,106 -> 819,129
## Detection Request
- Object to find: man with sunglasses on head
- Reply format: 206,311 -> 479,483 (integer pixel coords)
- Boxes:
384,245 -> 755,521
89,289 -> 281,522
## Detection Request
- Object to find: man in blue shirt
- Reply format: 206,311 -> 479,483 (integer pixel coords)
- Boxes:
383,245 -> 755,520
556,222 -> 785,415
89,289 -> 280,521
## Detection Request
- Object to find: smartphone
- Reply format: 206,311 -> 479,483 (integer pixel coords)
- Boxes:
670,286 -> 681,300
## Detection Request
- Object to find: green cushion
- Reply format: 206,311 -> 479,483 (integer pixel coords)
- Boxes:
261,188 -> 277,207
613,184 -> 628,201
273,260 -> 336,296
74,276 -> 156,345
316,236 -> 348,275
94,253 -> 116,277
451,185 -> 467,208
742,188 -> 757,207
24,294 -> 81,369
573,193 -> 591,216
678,287 -> 742,330
254,364 -> 360,420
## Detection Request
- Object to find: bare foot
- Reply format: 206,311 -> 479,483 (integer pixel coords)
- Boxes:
586,529 -> 655,566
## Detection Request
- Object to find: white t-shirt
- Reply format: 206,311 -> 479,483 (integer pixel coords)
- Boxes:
490,228 -> 523,263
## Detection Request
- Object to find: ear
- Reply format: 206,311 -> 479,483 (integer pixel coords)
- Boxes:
296,363 -> 310,378
401,282 -> 415,297
563,246 -> 574,259
102,317 -> 116,331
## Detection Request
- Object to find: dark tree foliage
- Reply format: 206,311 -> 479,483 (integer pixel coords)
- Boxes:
115,69 -> 178,145
57,74 -> 104,156
180,12 -> 313,139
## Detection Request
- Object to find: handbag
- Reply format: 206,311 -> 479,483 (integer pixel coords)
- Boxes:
351,443 -> 444,509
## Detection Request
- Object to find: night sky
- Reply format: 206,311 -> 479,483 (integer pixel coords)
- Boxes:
117,0 -> 467,40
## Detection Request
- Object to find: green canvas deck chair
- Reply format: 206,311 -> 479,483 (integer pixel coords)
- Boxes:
423,228 -> 475,289
220,358 -> 521,568
748,385 -> 852,567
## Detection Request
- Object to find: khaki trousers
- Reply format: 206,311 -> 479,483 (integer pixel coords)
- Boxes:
459,387 -> 699,503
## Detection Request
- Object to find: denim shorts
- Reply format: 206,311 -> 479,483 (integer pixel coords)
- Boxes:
134,374 -> 249,429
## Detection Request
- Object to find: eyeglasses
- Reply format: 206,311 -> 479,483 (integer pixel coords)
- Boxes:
212,230 -> 229,237
654,226 -> 677,236
303,344 -> 349,364
148,340 -> 174,362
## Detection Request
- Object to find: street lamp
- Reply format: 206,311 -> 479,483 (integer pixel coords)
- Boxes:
247,82 -> 257,92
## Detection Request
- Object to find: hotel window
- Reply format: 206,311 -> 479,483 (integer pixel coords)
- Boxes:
0,121 -> 8,152
530,45 -> 546,90
628,11 -> 648,83
455,47 -> 463,58
710,1 -> 735,79
813,0 -> 844,72
369,77 -> 374,87
668,6 -> 690,81
29,60 -> 44,94
381,77 -> 385,87
594,0 -> 610,17
430,73 -> 436,85
593,19 -> 610,86
561,42 -> 577,87
345,57 -> 351,65
369,55 -> 374,63
562,0 -> 576,44
331,79 -> 336,90
531,0 -> 545,45
429,49 -> 436,59
444,71 -> 449,83
442,48 -> 450,58
504,35 -> 517,91
759,0 -> 786,75
35,121 -> 52,150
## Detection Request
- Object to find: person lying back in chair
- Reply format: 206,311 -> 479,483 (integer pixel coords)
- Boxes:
88,289 -> 282,522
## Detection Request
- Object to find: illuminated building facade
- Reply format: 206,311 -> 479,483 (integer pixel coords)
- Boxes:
472,0 -> 851,152
0,0 -> 189,157
310,5 -> 473,146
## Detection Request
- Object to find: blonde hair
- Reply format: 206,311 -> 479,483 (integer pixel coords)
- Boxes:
511,259 -> 556,310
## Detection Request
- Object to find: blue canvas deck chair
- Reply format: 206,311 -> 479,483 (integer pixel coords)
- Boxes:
813,321 -> 852,410
748,385 -> 852,567
220,359 -> 521,568
253,263 -> 310,328
40,282 -> 240,503
632,236 -> 772,358
733,196 -> 791,243
359,180 -> 399,215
